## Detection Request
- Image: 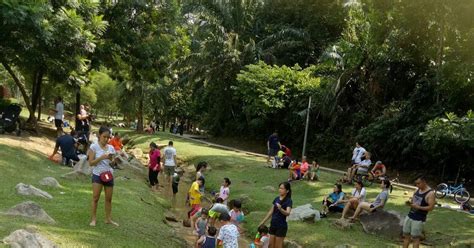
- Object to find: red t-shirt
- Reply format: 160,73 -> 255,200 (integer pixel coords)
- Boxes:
373,163 -> 385,172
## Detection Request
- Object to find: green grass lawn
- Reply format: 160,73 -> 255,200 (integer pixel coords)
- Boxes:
128,131 -> 474,247
1,130 -> 473,247
0,144 -> 180,247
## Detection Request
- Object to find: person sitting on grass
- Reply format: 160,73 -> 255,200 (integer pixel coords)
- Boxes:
288,160 -> 301,181
348,179 -> 392,222
340,180 -> 367,220
320,183 -> 345,218
216,178 -> 231,205
208,197 -> 230,227
188,177 -> 205,219
195,226 -> 217,248
300,156 -> 310,180
369,160 -> 387,181
229,200 -> 245,233
217,212 -> 240,248
309,160 -> 320,181
195,208 -> 209,238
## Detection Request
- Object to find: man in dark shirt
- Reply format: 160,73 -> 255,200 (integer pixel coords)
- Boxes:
49,130 -> 79,166
267,132 -> 281,162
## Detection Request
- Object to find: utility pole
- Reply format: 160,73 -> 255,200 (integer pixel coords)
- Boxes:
302,96 -> 312,159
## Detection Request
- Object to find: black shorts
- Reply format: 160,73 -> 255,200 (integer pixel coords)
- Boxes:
269,225 -> 288,237
172,183 -> 178,194
92,174 -> 114,187
54,119 -> 63,128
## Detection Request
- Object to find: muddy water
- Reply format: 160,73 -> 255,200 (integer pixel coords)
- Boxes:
158,171 -> 252,247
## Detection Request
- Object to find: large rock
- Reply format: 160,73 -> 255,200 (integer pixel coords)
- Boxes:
127,157 -> 146,172
38,177 -> 61,188
3,229 -> 58,248
3,229 -> 57,248
72,155 -> 91,175
359,210 -> 404,240
262,186 -> 276,193
238,194 -> 252,204
287,204 -> 320,222
130,148 -> 144,159
15,183 -> 53,199
333,219 -> 354,230
4,201 -> 55,224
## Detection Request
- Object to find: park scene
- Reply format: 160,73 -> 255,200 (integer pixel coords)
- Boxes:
0,1 -> 473,247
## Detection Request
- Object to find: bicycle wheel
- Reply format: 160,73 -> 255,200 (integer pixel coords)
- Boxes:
454,189 -> 470,204
435,183 -> 448,199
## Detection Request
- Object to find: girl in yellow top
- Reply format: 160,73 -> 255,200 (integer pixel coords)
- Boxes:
187,177 -> 205,218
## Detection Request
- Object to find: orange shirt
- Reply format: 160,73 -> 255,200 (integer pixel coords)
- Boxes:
108,137 -> 123,151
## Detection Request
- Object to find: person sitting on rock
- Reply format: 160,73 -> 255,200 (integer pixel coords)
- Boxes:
321,183 -> 345,218
340,180 -> 366,220
349,179 -> 392,222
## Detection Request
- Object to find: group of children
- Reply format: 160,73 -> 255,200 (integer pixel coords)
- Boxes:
287,156 -> 320,182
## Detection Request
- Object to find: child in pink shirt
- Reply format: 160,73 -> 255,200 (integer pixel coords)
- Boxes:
300,156 -> 310,180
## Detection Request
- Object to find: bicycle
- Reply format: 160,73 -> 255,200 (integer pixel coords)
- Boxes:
435,179 -> 471,204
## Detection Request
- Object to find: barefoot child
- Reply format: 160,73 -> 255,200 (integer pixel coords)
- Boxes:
172,168 -> 184,197
300,156 -> 310,180
209,197 -> 230,227
288,160 -> 301,181
309,160 -> 320,181
188,177 -> 205,218
216,178 -> 231,205
195,208 -> 209,237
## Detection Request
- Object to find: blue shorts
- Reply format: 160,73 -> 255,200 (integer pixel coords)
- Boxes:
92,174 -> 114,187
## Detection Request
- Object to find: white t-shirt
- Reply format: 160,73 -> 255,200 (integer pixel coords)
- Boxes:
55,102 -> 64,120
351,187 -> 367,202
217,223 -> 239,248
90,143 -> 115,176
352,147 -> 366,164
357,159 -> 372,174
219,186 -> 230,204
163,146 -> 177,166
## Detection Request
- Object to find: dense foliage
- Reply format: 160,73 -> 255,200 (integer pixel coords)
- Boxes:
1,0 -> 473,180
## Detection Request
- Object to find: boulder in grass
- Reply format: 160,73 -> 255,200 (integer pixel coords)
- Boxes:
3,229 -> 57,248
38,177 -> 61,188
359,210 -> 404,240
262,186 -> 276,193
16,183 -> 53,199
287,204 -> 320,222
4,201 -> 55,224
333,218 -> 354,230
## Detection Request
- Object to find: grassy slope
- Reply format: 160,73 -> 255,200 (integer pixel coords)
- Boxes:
0,144 -> 180,248
129,132 -> 474,247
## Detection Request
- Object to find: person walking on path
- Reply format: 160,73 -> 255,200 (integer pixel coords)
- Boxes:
148,142 -> 161,192
53,96 -> 64,137
163,140 -> 177,186
259,182 -> 292,248
88,126 -> 118,227
267,132 -> 281,163
403,175 -> 435,248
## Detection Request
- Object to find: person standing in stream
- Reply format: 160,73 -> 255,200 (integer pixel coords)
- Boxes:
163,140 -> 177,187
259,182 -> 292,248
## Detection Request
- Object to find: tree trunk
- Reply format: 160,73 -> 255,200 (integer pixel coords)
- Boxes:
1,62 -> 33,115
137,96 -> 144,131
37,89 -> 42,121
28,69 -> 44,125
